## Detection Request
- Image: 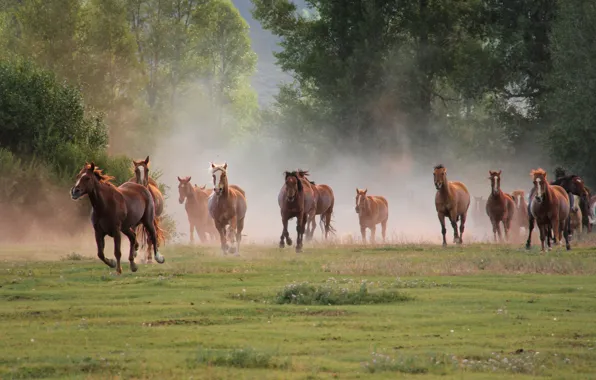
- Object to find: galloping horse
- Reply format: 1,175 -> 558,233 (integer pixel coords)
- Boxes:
511,190 -> 529,239
129,156 -> 164,263
70,162 -> 165,274
208,162 -> 247,255
278,171 -> 314,253
433,165 -> 470,246
296,170 -> 319,241
570,194 -> 583,236
355,188 -> 389,244
526,168 -> 571,252
295,170 -> 335,240
177,176 -> 217,243
485,170 -> 516,242
551,168 -> 591,233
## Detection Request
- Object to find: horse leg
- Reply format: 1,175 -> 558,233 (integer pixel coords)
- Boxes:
122,228 -> 138,273
113,230 -> 123,275
381,219 -> 388,243
189,221 -> 195,244
459,213 -> 467,245
491,219 -> 498,242
438,213 -> 447,247
323,211 -> 332,240
449,212 -> 460,244
538,224 -> 546,253
215,221 -> 228,255
563,218 -> 571,250
525,215 -> 535,250
280,216 -> 289,249
235,217 -> 244,256
370,225 -> 377,245
143,217 -> 165,264
296,214 -> 305,253
227,217 -> 238,254
197,224 -> 208,244
360,223 -> 367,245
95,230 -> 116,269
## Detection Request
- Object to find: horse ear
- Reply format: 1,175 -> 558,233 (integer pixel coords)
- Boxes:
177,176 -> 182,182
200,184 -> 206,190
89,162 -> 96,171
498,170 -> 502,175
223,162 -> 228,170
364,188 -> 368,194
210,162 -> 215,168
144,156 -> 150,164
356,188 -> 359,194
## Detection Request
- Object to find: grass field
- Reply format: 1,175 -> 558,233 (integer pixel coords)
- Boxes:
2,242 -> 596,379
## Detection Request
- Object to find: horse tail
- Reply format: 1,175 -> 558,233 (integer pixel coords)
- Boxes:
151,216 -> 166,248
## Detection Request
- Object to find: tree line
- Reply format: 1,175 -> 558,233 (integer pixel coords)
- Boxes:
251,0 -> 596,185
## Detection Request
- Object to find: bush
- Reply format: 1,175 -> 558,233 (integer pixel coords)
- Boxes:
189,346 -> 289,370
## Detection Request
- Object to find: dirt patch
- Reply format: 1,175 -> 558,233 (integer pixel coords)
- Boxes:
144,317 -> 246,327
298,309 -> 351,317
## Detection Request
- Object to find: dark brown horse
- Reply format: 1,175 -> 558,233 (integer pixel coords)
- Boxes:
129,156 -> 165,263
296,170 -> 335,240
433,164 -> 470,246
511,190 -> 529,240
296,170 -> 319,241
208,162 -> 247,255
177,176 -> 217,243
552,173 -> 591,232
526,168 -> 571,252
355,188 -> 389,244
70,162 -> 165,274
278,171 -> 312,253
485,170 -> 516,242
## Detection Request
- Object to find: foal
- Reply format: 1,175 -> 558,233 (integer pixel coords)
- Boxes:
177,176 -> 217,243
355,188 -> 389,244
433,164 -> 470,246
485,170 -> 515,242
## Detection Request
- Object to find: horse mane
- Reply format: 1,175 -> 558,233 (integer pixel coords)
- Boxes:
284,171 -> 303,192
434,164 -> 445,170
530,168 -> 547,177
85,164 -> 115,184
297,169 -> 310,177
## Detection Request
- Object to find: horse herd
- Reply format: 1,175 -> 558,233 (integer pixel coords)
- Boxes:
69,158 -> 594,274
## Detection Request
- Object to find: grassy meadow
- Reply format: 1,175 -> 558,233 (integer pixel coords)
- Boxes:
1,242 -> 596,379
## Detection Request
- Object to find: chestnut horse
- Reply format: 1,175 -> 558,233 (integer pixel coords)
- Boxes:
355,188 -> 389,244
208,162 -> 247,255
278,171 -> 313,253
296,170 -> 319,241
177,176 -> 217,243
130,156 -> 164,263
485,170 -> 516,242
526,168 -> 571,252
511,190 -> 529,240
433,164 -> 470,246
296,170 -> 335,240
70,162 -> 165,274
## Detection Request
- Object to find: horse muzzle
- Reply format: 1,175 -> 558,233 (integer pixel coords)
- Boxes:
535,195 -> 543,203
435,183 -> 442,190
286,196 -> 295,203
214,188 -> 223,195
178,197 -> 184,204
355,206 -> 360,214
70,187 -> 82,200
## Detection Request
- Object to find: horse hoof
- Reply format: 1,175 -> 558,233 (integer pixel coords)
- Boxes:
154,253 -> 165,264
287,238 -> 293,246
228,246 -> 237,254
133,251 -> 138,258
279,243 -> 285,249
296,246 -> 303,254
442,243 -> 447,248
525,243 -> 531,250
130,262 -> 138,272
566,244 -> 571,251
107,259 -> 117,268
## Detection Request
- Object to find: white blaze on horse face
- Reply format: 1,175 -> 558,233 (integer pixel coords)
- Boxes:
492,176 -> 498,193
535,178 -> 543,197
74,173 -> 86,188
137,166 -> 145,185
213,169 -> 223,191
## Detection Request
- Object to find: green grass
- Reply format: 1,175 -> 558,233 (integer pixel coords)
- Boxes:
1,243 -> 596,379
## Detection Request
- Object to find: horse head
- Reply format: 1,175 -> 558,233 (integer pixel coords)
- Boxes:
531,168 -> 548,203
433,164 -> 447,190
355,188 -> 368,214
511,190 -> 525,208
488,170 -> 502,196
71,162 -> 113,200
210,162 -> 228,195
177,176 -> 192,204
283,171 -> 302,202
133,156 -> 150,186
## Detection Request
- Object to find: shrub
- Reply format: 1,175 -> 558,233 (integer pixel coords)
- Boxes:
190,346 -> 289,369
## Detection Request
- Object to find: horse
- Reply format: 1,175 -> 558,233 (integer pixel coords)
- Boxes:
551,174 -> 591,233
177,176 -> 218,243
433,164 -> 470,246
208,162 -> 247,255
129,156 -> 165,263
485,170 -> 516,242
526,168 -> 571,252
355,188 -> 389,244
295,170 -> 335,240
70,162 -> 165,274
296,170 -> 319,241
278,171 -> 313,253
570,194 -> 583,236
511,190 -> 529,240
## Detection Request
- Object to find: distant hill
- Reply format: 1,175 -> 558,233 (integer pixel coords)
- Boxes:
232,1 -> 307,106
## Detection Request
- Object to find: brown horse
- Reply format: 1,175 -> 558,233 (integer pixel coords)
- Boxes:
296,170 -> 319,241
526,168 -> 571,252
70,162 -> 165,274
296,170 -> 335,240
278,171 -> 312,253
355,188 -> 389,244
177,176 -> 217,243
485,170 -> 516,242
433,164 -> 470,246
130,156 -> 165,263
511,190 -> 529,240
208,162 -> 247,255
